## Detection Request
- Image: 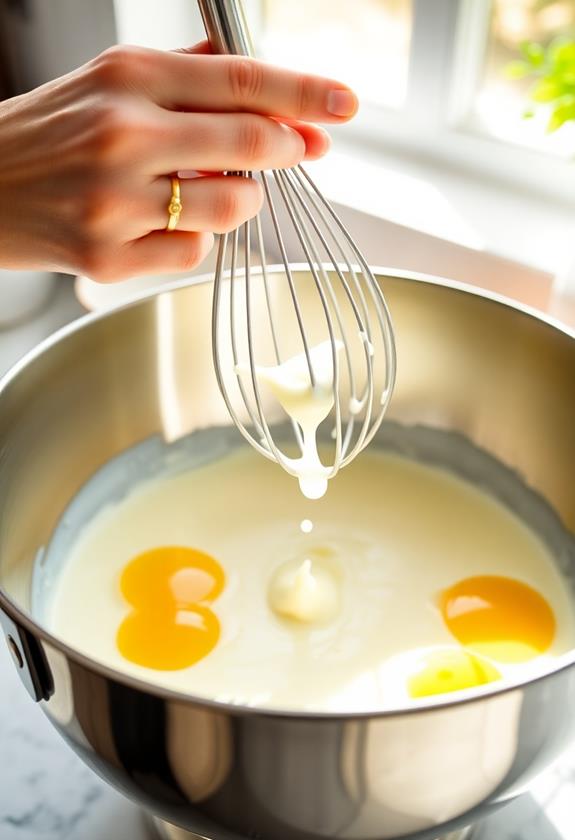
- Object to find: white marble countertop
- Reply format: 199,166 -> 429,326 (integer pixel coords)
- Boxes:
1,278 -> 575,840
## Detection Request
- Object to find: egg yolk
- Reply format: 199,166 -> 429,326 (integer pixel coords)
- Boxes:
117,546 -> 224,671
439,575 -> 556,663
408,649 -> 501,698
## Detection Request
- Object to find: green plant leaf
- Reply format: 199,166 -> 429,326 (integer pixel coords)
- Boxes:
549,39 -> 575,71
520,41 -> 545,67
531,77 -> 564,102
547,100 -> 575,132
506,37 -> 575,133
503,60 -> 532,80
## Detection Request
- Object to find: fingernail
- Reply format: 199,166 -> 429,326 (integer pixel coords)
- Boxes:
326,89 -> 358,117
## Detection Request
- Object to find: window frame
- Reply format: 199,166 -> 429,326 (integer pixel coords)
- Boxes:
257,0 -> 575,204
114,0 -> 575,204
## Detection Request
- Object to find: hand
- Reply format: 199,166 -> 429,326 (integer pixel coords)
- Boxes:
0,43 -> 358,282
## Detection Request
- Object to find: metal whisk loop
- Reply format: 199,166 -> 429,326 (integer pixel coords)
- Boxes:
212,193 -> 305,474
211,163 -> 396,485
297,165 -> 397,439
277,167 -> 375,460
270,169 -> 345,469
203,0 -> 397,490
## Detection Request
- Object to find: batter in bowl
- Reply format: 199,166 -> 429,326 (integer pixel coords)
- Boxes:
41,425 -> 575,712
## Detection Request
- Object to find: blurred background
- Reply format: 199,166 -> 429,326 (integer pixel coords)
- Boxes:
3,1 -> 575,157
0,0 -> 574,322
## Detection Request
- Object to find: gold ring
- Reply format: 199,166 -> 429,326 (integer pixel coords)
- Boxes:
166,176 -> 182,231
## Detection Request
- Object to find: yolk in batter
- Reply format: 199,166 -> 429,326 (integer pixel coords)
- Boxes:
439,575 -> 556,663
117,546 -> 224,670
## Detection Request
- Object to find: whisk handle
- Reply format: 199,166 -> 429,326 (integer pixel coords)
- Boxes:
197,0 -> 255,57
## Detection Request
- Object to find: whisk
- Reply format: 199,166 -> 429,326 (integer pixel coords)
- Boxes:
199,0 -> 396,493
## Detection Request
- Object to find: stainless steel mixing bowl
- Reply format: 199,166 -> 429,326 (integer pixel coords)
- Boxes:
1,268 -> 575,840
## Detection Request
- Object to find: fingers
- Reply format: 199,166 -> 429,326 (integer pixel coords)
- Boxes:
135,50 -> 358,123
148,111 -> 325,173
170,123 -> 330,174
87,47 -> 336,174
67,43 -> 351,285
143,175 -> 263,234
76,175 -> 262,281
280,119 -> 332,160
89,231 -> 214,283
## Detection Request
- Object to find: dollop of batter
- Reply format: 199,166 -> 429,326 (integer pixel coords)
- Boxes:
269,555 -> 340,624
255,340 -> 343,500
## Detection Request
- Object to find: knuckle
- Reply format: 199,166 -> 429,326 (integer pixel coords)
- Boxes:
178,238 -> 205,272
238,117 -> 271,167
77,183 -> 119,238
90,44 -> 147,89
87,103 -> 132,164
212,186 -> 240,231
295,74 -> 312,118
228,58 -> 265,106
71,184 -> 124,280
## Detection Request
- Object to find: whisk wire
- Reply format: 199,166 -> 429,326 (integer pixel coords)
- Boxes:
254,203 -> 306,453
273,169 -> 344,469
282,167 -> 375,459
201,0 -> 396,490
298,167 -> 396,401
262,172 -> 316,389
212,162 -> 396,485
255,212 -> 281,364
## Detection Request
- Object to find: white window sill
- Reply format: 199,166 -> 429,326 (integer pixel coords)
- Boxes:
304,138 -> 575,314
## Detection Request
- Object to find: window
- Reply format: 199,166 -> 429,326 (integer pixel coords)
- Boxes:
254,0 -> 575,199
465,0 -> 575,156
257,0 -> 413,109
114,0 -> 575,201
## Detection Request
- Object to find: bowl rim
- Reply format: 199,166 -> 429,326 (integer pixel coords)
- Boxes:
1,264 -> 575,720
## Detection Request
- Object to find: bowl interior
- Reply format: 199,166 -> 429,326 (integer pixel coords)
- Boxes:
1,268 -> 575,686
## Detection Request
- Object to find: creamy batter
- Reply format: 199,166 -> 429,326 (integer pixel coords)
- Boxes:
47,443 -> 575,711
241,340 -> 343,499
